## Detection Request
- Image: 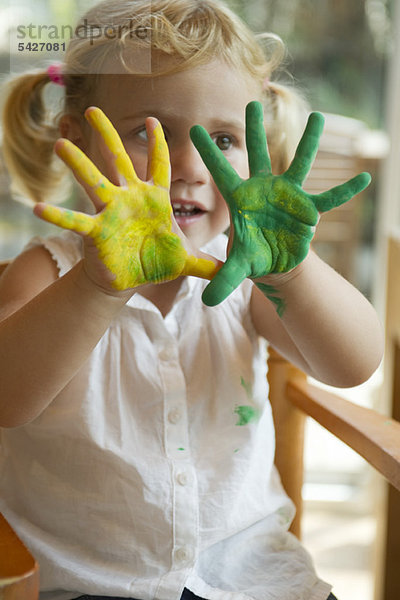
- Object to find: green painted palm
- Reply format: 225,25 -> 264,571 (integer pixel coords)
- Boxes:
190,101 -> 371,306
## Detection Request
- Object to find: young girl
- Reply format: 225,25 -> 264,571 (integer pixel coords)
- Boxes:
0,1 -> 382,600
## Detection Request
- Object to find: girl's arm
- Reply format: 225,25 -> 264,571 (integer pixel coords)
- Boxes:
0,108 -> 220,428
190,101 -> 383,386
250,251 -> 384,387
0,247 -> 131,428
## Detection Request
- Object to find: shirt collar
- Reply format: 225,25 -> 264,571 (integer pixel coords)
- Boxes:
126,233 -> 228,314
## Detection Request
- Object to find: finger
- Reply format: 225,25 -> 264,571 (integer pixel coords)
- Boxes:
55,139 -> 115,205
190,125 -> 242,200
146,118 -> 171,189
246,101 -> 272,177
201,258 -> 249,306
85,123 -> 125,190
53,139 -> 103,212
34,203 -> 94,236
85,107 -> 139,186
285,112 -> 324,185
181,254 -> 222,280
312,172 -> 371,213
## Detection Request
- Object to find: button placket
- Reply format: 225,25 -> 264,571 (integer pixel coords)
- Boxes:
157,333 -> 199,574
176,471 -> 190,486
168,407 -> 182,425
174,545 -> 193,564
158,344 -> 175,362
171,463 -> 198,570
159,348 -> 190,460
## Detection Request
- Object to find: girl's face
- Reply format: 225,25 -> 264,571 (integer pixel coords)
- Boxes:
83,59 -> 262,249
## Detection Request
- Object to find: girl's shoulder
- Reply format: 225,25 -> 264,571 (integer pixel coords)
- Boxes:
0,232 -> 82,322
24,231 -> 83,278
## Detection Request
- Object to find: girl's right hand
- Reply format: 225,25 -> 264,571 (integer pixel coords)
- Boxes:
34,107 -> 221,295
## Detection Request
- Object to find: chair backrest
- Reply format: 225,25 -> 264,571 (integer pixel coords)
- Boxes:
377,234 -> 400,600
0,260 -> 10,278
304,112 -> 386,286
385,234 -> 400,420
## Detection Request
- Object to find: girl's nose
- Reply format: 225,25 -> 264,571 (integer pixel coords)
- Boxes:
169,140 -> 210,185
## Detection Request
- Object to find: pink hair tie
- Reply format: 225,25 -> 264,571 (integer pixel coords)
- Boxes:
262,76 -> 270,90
47,63 -> 65,86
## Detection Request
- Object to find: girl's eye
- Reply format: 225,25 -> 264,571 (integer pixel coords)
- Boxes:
134,125 -> 168,144
136,127 -> 148,142
212,134 -> 234,151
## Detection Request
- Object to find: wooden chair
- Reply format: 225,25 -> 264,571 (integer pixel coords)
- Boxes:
1,251 -> 400,600
374,233 -> 400,600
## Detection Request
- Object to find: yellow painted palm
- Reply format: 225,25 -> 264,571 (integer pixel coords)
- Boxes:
35,108 -> 219,291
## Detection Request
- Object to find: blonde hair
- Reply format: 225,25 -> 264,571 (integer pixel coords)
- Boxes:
2,0 -> 307,204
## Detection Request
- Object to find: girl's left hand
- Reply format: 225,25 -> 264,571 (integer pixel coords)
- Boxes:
34,107 -> 220,293
190,101 -> 371,306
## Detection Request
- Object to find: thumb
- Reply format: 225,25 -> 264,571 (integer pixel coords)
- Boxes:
202,258 -> 249,306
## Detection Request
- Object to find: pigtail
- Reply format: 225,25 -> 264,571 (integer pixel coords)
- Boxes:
263,80 -> 309,175
1,69 -> 68,204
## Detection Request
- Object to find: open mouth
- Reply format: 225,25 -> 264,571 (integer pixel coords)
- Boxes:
172,203 -> 203,217
171,201 -> 206,225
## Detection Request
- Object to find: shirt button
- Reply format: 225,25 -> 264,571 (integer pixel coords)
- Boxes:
175,546 -> 193,563
168,408 -> 182,424
176,471 -> 189,486
159,345 -> 173,361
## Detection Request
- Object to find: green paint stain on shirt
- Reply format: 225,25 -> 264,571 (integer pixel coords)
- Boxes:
177,447 -> 185,451
234,405 -> 261,426
240,376 -> 253,399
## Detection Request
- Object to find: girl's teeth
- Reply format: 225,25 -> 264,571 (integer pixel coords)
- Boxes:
173,203 -> 201,216
173,203 -> 195,210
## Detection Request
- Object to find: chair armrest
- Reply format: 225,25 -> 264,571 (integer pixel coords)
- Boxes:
0,260 -> 11,278
0,512 -> 39,599
287,378 -> 400,491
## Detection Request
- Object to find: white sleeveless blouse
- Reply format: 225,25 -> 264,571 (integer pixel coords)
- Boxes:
0,232 -> 331,600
